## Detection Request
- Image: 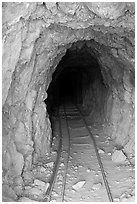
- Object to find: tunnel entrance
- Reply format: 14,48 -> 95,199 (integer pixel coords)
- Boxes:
42,40 -> 134,202
2,3 -> 135,201
45,41 -> 107,118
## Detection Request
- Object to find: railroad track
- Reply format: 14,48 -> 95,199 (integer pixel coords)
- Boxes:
45,104 -> 113,202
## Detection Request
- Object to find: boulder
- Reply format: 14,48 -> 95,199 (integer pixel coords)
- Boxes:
112,150 -> 127,164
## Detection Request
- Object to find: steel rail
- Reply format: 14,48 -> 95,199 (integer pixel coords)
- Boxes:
44,107 -> 63,202
60,104 -> 71,201
45,105 -> 71,202
76,105 -> 113,202
45,104 -> 113,202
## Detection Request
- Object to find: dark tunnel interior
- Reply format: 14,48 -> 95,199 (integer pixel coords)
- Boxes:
57,70 -> 81,103
45,42 -> 107,116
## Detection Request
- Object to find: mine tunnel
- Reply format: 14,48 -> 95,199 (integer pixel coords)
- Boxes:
46,44 -> 106,117
2,2 -> 135,202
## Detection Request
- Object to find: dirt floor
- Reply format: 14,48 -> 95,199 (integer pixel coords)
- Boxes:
14,106 -> 135,202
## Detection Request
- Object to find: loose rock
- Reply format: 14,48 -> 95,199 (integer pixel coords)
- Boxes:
60,163 -> 65,167
33,179 -> 49,192
46,162 -> 54,168
98,149 -> 105,154
112,150 -> 127,164
39,166 -> 47,172
72,180 -> 86,190
24,187 -> 43,199
113,197 -> 120,202
34,179 -> 46,186
86,168 -> 91,173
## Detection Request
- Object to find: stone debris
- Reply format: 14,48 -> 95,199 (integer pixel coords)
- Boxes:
52,191 -> 59,197
73,152 -> 77,154
112,150 -> 127,164
24,187 -> 42,198
57,174 -> 63,180
57,180 -> 62,185
98,149 -> 105,154
108,152 -> 112,156
120,197 -> 128,202
60,163 -> 65,167
25,186 -> 32,190
120,192 -> 128,199
33,179 -> 49,192
52,150 -> 57,155
71,189 -> 76,193
72,181 -> 86,190
113,197 -> 120,202
124,196 -> 135,202
35,166 -> 47,173
119,191 -> 135,202
46,161 -> 54,168
24,179 -> 49,199
86,168 -> 91,173
92,182 -> 102,191
74,166 -> 78,170
34,179 -> 46,186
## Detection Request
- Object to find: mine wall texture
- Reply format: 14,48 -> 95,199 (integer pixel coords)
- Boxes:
2,2 -> 135,185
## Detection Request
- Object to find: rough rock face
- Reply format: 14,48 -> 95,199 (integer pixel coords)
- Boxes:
2,1 -> 135,187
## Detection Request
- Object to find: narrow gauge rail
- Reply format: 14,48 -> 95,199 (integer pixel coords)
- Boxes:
44,107 -> 62,201
76,105 -> 113,202
45,104 -> 113,202
45,105 -> 71,202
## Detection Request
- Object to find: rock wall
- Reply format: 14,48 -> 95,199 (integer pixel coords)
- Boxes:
2,2 -> 135,182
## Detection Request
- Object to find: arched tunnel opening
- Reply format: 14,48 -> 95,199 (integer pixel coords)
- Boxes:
2,2 -> 135,202
45,43 -> 107,119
